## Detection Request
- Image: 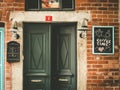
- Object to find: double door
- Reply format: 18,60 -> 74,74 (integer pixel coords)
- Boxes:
23,22 -> 77,90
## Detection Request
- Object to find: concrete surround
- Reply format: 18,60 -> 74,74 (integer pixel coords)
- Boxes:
9,11 -> 91,90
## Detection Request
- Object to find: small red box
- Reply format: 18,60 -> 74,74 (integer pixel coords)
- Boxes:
45,16 -> 52,22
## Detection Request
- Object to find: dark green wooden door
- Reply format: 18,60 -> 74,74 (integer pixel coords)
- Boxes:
23,23 -> 77,90
23,23 -> 50,90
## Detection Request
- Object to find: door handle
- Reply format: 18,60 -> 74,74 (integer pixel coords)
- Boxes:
31,80 -> 42,83
58,78 -> 68,82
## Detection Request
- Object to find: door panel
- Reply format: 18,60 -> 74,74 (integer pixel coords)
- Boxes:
51,24 -> 77,90
23,23 -> 77,90
23,23 -> 50,90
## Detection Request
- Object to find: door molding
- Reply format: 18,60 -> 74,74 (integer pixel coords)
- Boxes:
0,27 -> 4,90
23,22 -> 77,90
10,11 -> 90,90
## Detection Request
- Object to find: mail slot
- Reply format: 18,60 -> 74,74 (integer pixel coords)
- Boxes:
31,80 -> 43,83
7,41 -> 20,62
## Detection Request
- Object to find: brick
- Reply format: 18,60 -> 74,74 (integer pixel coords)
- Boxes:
92,80 -> 103,83
15,0 -> 24,2
88,69 -> 97,71
103,57 -> 115,60
99,22 -> 109,25
99,69 -> 109,72
108,7 -> 118,10
78,7 -> 87,10
98,7 -> 108,10
98,76 -> 104,79
87,7 -> 98,10
103,88 -> 113,90
103,11 -> 114,14
115,88 -> 119,90
109,69 -> 119,71
87,80 -> 93,83
108,15 -> 118,18
99,0 -> 107,2
97,14 -> 108,19
93,19 -> 102,22
103,3 -> 113,7
108,60 -> 119,64
14,7 -> 24,11
9,0 -> 14,2
92,65 -> 103,68
92,3 -> 102,7
81,3 -> 91,6
88,76 -> 97,79
103,19 -> 113,22
87,0 -> 98,2
98,61 -> 108,64
92,87 -> 104,90
88,61 -> 97,64
87,57 -> 94,60
76,0 -> 87,2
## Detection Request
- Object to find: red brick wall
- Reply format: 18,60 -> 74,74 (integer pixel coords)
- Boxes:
0,0 -> 24,90
0,0 -> 119,90
76,0 -> 119,90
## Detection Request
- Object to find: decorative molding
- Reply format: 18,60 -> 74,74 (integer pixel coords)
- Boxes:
10,11 -> 91,29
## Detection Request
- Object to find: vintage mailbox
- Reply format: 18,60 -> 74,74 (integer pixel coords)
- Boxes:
7,41 -> 20,62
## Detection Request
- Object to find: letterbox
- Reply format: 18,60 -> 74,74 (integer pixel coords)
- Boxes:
7,41 -> 20,62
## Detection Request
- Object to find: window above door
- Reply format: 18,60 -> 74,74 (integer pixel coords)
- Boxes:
25,0 -> 75,11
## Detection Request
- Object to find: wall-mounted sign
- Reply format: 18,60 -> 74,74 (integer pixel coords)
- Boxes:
45,16 -> 52,22
7,41 -> 20,62
92,26 -> 114,55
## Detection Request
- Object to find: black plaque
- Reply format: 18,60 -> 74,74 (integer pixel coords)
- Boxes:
7,41 -> 20,62
92,26 -> 114,54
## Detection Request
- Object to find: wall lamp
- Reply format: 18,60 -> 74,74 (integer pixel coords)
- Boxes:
78,18 -> 89,39
10,21 -> 20,39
